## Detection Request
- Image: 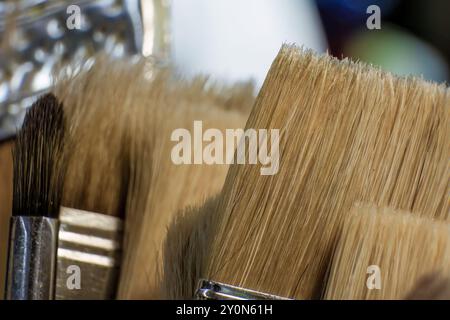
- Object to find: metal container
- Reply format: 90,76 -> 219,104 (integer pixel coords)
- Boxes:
0,0 -> 171,141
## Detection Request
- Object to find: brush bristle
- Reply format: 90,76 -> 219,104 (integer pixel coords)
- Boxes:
162,195 -> 220,299
55,58 -> 133,218
117,70 -> 252,299
53,57 -> 254,299
203,45 -> 449,299
324,204 -> 450,299
12,93 -> 65,218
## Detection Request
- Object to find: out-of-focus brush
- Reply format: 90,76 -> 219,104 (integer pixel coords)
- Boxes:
55,207 -> 123,300
51,56 -> 253,299
5,93 -> 65,300
162,196 -> 220,299
117,72 -> 253,299
323,204 -> 450,300
53,58 -> 134,300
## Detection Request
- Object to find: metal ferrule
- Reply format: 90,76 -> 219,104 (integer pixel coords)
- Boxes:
5,216 -> 59,300
196,279 -> 292,300
55,207 -> 123,300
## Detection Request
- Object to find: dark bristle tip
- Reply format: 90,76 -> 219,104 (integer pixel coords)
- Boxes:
12,93 -> 66,218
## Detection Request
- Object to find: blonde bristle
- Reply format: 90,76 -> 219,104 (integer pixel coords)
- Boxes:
324,204 -> 450,299
162,196 -> 220,299
115,71 -> 253,299
55,58 -> 143,217
54,57 -> 253,299
204,45 -> 449,299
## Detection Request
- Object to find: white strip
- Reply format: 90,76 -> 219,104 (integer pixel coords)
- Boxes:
59,207 -> 123,232
57,248 -> 116,267
58,231 -> 120,250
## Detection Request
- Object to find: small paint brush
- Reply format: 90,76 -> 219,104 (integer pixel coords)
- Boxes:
5,93 -> 65,300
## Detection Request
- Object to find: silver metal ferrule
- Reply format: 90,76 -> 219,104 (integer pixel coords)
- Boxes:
55,207 -> 123,300
196,279 -> 292,300
5,216 -> 59,300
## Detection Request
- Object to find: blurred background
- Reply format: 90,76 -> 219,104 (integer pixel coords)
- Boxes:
172,0 -> 450,85
0,0 -> 449,141
316,0 -> 449,82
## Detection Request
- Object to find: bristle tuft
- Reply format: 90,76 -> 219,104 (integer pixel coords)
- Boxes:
162,196 -> 220,299
324,204 -> 450,299
13,93 -> 66,218
204,45 -> 449,299
52,57 -> 253,299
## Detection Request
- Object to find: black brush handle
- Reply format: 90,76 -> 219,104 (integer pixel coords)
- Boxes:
5,216 -> 59,300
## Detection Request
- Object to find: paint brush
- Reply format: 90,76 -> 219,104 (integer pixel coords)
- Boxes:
52,56 -> 253,299
162,196 -> 220,299
323,204 -> 450,299
192,45 -> 448,299
53,57 -> 133,299
116,72 -> 253,299
5,93 -> 65,300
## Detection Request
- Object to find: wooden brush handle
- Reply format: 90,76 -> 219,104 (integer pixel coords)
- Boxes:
0,140 -> 13,299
